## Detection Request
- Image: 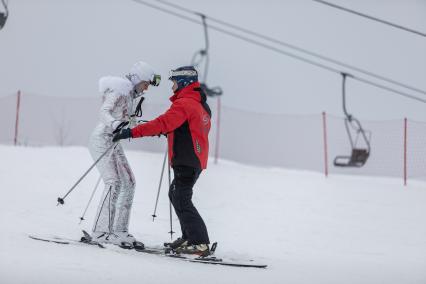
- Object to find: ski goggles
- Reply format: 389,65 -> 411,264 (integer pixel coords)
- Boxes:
168,69 -> 198,80
150,74 -> 161,86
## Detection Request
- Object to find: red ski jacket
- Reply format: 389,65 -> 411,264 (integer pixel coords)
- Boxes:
131,82 -> 211,169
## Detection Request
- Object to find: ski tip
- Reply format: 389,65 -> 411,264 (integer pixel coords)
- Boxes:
29,235 -> 70,245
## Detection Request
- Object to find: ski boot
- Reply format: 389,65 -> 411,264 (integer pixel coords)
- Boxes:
87,231 -> 144,250
174,244 -> 211,257
115,232 -> 145,250
165,237 -> 188,250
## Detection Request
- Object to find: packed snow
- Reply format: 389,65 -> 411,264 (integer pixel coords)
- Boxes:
0,145 -> 425,284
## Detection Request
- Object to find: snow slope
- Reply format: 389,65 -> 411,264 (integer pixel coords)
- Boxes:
0,145 -> 425,284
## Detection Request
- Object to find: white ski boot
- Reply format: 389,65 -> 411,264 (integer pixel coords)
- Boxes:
89,231 -> 144,250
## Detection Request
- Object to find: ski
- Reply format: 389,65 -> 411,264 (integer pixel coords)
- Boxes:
29,234 -> 105,248
138,248 -> 267,268
189,258 -> 267,268
80,230 -> 145,250
28,233 -> 267,268
29,235 -> 71,245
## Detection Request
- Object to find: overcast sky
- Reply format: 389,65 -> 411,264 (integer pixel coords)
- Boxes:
1,0 -> 425,121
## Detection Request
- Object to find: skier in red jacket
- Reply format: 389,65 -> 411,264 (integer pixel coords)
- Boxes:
113,66 -> 212,256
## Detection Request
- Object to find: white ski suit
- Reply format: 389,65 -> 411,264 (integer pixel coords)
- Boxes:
89,76 -> 140,234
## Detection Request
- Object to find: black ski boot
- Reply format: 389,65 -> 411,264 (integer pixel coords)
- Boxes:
165,237 -> 188,250
175,244 -> 210,257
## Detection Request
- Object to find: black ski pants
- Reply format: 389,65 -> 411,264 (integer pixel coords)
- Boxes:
169,165 -> 210,245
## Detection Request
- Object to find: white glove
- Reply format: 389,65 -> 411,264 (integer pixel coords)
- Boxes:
112,120 -> 122,131
128,116 -> 138,128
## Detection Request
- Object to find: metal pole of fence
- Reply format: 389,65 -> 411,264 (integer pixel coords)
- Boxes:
14,90 -> 21,146
322,112 -> 329,177
404,117 -> 408,186
214,97 -> 221,164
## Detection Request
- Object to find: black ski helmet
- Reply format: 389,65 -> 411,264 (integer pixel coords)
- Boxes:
169,66 -> 198,91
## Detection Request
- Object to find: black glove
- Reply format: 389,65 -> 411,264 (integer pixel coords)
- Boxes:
112,128 -> 132,142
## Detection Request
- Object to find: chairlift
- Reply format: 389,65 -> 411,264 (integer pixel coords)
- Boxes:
0,0 -> 8,30
191,13 -> 223,97
334,73 -> 371,167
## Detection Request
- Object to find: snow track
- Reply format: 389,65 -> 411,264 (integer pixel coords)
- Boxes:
0,145 -> 425,284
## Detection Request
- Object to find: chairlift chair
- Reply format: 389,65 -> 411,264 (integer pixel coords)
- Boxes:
334,73 -> 371,168
0,0 -> 8,30
200,83 -> 223,97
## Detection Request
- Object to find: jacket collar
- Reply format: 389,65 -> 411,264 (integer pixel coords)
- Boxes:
170,82 -> 201,102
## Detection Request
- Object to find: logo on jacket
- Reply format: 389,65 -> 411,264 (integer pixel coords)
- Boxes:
202,114 -> 210,125
195,140 -> 201,154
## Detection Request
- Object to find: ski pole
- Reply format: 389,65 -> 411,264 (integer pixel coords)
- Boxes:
167,153 -> 175,240
57,142 -> 117,206
78,144 -> 117,221
78,175 -> 102,224
151,148 -> 168,221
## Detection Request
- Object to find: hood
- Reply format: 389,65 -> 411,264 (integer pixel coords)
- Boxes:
98,76 -> 133,95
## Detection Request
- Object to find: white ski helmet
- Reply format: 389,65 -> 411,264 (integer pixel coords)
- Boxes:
126,61 -> 160,87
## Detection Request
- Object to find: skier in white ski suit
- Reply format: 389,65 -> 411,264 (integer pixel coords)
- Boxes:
88,61 -> 160,246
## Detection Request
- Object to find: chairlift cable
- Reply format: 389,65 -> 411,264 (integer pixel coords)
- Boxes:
312,0 -> 426,38
131,0 -> 426,104
155,0 -> 426,96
